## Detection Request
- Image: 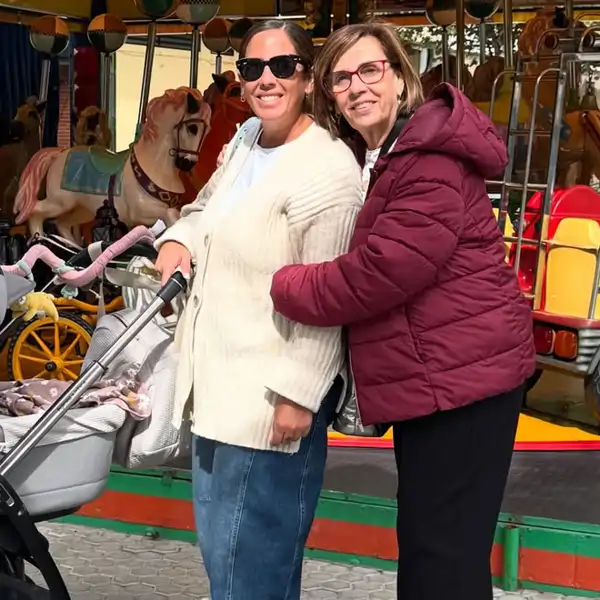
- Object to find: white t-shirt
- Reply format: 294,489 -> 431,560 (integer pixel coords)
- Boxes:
213,143 -> 283,220
362,146 -> 382,202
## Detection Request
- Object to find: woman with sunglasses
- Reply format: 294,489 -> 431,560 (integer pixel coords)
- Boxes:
270,22 -> 536,600
154,20 -> 362,600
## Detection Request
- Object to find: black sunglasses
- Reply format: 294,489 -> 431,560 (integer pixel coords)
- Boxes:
236,54 -> 305,82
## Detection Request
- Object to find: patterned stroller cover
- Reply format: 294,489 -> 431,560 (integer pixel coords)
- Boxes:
0,224 -> 187,518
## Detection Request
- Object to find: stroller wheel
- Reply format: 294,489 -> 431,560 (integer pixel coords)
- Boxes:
7,313 -> 94,382
0,550 -> 36,600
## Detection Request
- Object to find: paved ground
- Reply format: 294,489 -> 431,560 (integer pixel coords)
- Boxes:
19,522 -> 589,599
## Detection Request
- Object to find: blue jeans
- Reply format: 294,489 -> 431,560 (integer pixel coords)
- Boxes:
191,378 -> 341,600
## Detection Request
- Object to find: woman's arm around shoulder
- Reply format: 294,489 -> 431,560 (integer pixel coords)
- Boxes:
270,152 -> 465,327
263,156 -> 362,413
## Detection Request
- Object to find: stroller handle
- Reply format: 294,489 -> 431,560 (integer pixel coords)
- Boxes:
0,271 -> 188,479
157,271 -> 188,303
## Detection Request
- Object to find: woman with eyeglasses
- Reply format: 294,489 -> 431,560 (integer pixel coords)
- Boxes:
270,22 -> 536,600
154,20 -> 362,600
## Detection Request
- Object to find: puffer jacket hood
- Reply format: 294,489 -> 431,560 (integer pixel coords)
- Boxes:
390,83 -> 508,179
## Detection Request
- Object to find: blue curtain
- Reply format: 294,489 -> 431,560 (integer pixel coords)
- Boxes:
0,22 -> 60,147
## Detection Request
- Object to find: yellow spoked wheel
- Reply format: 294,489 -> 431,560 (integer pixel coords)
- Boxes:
7,313 -> 94,382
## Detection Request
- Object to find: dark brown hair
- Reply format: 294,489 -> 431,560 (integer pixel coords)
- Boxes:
313,22 -> 424,139
238,20 -> 315,78
238,20 -> 315,114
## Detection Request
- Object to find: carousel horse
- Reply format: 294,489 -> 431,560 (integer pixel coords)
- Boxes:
186,74 -> 253,193
420,55 -> 473,99
203,70 -> 236,109
74,106 -> 112,148
14,87 -> 211,243
468,56 -> 531,137
516,7 -> 593,186
0,97 -> 45,220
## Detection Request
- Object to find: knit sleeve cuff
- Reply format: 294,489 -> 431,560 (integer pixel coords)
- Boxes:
153,214 -> 200,261
264,357 -> 336,413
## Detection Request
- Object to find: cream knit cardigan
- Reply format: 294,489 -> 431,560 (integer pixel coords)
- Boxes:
156,118 -> 363,453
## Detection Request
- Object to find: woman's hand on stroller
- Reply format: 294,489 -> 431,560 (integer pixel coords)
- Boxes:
155,242 -> 192,287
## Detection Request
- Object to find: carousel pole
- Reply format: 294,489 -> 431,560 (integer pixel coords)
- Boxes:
28,15 -> 70,144
502,0 -> 513,68
425,0 -> 456,84
442,27 -> 450,81
133,0 -> 181,133
203,18 -> 230,75
175,1 -> 221,87
137,20 -> 157,128
479,21 -> 486,64
190,26 -> 201,88
215,51 -> 223,74
465,1 -> 501,66
87,14 -> 128,119
455,0 -> 465,90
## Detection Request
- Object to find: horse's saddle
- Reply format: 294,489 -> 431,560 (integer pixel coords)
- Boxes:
61,147 -> 128,197
88,146 -> 130,175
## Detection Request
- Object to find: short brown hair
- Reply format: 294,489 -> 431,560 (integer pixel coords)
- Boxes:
313,22 -> 424,139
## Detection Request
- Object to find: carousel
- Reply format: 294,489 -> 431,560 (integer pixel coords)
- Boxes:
1,0 -> 600,597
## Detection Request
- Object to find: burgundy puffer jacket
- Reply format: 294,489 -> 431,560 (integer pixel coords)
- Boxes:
270,84 -> 536,425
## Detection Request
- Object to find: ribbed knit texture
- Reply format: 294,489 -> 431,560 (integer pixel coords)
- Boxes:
156,119 -> 362,453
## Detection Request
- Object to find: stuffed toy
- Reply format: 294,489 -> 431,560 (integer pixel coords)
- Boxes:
10,292 -> 59,323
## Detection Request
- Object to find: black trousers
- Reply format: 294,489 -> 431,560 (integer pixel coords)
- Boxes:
393,384 -> 524,600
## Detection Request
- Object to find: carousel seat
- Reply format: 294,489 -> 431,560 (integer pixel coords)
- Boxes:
545,217 -> 600,318
60,148 -> 127,197
88,146 -> 131,176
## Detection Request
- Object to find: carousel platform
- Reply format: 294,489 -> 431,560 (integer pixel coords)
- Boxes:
30,521 -> 590,599
53,446 -> 600,598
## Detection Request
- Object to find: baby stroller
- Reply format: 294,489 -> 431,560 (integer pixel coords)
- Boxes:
0,232 -> 188,600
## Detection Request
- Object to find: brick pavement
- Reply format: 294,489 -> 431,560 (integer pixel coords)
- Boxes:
21,522 -> 589,599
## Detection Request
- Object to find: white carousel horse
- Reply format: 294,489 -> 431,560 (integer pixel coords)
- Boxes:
13,86 -> 211,243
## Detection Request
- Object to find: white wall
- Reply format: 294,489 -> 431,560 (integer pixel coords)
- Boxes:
114,42 -> 238,151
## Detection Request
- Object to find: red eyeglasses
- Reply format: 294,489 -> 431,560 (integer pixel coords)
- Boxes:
327,60 -> 396,94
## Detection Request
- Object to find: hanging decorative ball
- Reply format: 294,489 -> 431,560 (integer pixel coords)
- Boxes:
29,15 -> 70,56
133,0 -> 181,20
228,18 -> 253,53
87,14 -> 128,54
175,0 -> 220,26
425,0 -> 456,27
202,17 -> 230,54
465,0 -> 500,20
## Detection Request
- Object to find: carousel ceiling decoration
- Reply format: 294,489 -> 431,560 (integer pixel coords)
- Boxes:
175,0 -> 221,88
29,13 -> 69,54
0,0 -> 273,20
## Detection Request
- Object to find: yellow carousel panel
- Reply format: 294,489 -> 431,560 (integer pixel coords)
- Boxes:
327,413 -> 600,450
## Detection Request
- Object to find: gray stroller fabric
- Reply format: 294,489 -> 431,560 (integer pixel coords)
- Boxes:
82,308 -> 191,469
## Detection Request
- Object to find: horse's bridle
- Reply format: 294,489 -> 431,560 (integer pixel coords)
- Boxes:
169,115 -> 209,160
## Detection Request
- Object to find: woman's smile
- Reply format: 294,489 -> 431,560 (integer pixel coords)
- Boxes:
256,93 -> 284,106
350,99 -> 377,114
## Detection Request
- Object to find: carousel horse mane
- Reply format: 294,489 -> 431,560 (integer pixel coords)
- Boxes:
142,86 -> 210,143
74,106 -> 112,148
